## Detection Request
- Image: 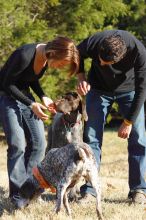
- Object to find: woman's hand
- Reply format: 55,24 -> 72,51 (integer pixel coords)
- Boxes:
118,122 -> 132,139
31,102 -> 49,121
77,80 -> 91,96
42,96 -> 53,107
42,96 -> 57,114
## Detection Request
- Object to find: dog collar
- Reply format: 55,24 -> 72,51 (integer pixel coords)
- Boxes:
32,167 -> 56,193
62,116 -> 81,128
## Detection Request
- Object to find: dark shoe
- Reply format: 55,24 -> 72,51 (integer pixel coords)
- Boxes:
11,195 -> 30,209
129,190 -> 146,205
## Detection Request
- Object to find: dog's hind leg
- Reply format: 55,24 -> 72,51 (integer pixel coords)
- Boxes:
88,168 -> 104,220
63,188 -> 71,216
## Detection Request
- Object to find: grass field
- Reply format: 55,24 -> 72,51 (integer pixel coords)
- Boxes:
0,128 -> 145,220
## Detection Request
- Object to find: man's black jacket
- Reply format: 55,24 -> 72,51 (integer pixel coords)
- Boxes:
77,30 -> 146,122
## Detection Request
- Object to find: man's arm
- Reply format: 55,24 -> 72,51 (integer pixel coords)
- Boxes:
126,43 -> 146,123
77,39 -> 91,95
118,40 -> 146,139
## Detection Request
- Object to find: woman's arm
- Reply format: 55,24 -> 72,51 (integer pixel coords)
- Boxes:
1,49 -> 34,106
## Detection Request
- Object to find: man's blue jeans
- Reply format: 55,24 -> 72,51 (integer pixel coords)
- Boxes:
81,89 -> 146,196
0,94 -> 46,197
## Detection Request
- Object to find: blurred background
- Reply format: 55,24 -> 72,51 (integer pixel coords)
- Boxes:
0,0 -> 146,125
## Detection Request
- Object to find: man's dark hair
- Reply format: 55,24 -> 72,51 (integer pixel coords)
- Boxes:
99,35 -> 127,63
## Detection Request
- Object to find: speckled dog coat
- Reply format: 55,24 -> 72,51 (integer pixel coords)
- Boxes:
20,142 -> 103,219
47,92 -> 88,151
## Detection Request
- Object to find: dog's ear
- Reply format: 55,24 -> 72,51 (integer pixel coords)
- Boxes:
78,95 -> 88,121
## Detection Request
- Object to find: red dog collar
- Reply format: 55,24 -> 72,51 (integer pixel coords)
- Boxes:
32,167 -> 56,193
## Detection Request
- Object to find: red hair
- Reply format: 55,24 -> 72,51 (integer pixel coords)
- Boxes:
45,36 -> 79,75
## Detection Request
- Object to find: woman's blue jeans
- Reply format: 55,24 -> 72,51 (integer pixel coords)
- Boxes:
81,89 -> 146,196
0,94 -> 46,197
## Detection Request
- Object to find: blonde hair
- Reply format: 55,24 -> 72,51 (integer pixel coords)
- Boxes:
45,36 -> 79,75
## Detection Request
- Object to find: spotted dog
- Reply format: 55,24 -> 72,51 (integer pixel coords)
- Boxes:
47,92 -> 88,201
20,142 -> 103,219
47,91 -> 88,151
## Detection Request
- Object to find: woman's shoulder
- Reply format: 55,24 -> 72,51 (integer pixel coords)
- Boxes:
15,43 -> 37,63
3,44 -> 37,71
16,43 -> 37,54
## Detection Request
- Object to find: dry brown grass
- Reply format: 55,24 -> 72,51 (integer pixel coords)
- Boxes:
0,129 -> 145,220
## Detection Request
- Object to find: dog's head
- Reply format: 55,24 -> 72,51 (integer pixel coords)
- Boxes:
54,92 -> 88,121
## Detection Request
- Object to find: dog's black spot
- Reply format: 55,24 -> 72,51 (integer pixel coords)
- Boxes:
73,150 -> 81,164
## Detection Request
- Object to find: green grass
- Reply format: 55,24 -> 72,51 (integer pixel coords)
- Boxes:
0,129 -> 145,220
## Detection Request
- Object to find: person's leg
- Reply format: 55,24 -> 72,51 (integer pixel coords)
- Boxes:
0,96 -> 27,198
18,97 -> 46,177
116,91 -> 146,196
81,89 -> 113,196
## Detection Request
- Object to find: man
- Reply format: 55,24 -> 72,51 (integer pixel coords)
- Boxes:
77,30 -> 146,204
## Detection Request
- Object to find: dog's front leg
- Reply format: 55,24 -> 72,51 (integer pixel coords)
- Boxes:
55,179 -> 72,216
55,184 -> 64,214
55,182 -> 69,214
46,125 -> 53,153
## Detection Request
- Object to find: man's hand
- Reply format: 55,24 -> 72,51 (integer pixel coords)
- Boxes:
118,121 -> 132,139
76,72 -> 91,96
31,102 -> 49,121
77,80 -> 91,96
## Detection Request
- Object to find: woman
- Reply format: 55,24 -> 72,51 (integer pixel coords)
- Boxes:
0,36 -> 79,208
